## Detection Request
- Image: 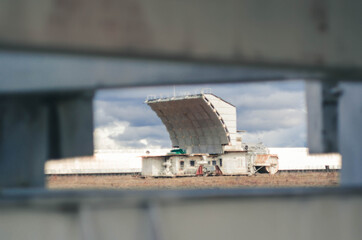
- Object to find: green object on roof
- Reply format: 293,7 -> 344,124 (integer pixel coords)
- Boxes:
169,148 -> 186,154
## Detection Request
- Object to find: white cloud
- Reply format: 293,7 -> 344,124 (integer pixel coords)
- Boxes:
140,139 -> 148,145
94,121 -> 170,150
238,108 -> 306,132
231,91 -> 305,110
94,121 -> 128,149
242,125 -> 306,147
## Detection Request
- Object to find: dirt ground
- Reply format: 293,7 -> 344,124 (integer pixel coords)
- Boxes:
47,171 -> 339,190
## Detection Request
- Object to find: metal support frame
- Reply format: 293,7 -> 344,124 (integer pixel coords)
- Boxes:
253,166 -> 264,174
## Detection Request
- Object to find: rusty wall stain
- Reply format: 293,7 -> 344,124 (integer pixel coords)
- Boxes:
310,0 -> 329,33
46,0 -> 152,48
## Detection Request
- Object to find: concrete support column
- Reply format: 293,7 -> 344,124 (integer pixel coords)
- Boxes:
339,82 -> 362,185
306,81 -> 339,154
47,92 -> 94,159
0,92 -> 94,188
0,97 -> 48,188
307,80 -> 362,185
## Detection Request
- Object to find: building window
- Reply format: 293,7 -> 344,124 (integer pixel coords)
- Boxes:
180,161 -> 184,170
219,158 -> 222,166
190,160 -> 195,166
212,160 -> 216,166
208,161 -> 211,165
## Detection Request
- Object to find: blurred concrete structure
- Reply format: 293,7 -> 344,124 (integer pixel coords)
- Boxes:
0,0 -> 362,239
1,188 -> 362,240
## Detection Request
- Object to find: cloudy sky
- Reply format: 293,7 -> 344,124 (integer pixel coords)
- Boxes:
94,80 -> 306,150
0,51 -> 307,150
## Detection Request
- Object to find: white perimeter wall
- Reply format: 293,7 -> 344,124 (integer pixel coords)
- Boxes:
269,148 -> 342,170
45,149 -> 169,174
45,148 -> 342,174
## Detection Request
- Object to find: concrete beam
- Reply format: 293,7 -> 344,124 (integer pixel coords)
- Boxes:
0,0 -> 362,80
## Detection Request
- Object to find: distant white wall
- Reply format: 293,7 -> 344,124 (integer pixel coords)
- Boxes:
45,148 -> 342,174
45,149 -> 169,174
269,148 -> 341,170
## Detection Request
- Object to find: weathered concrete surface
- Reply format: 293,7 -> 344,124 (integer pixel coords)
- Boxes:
306,81 -> 339,153
339,82 -> 362,185
0,188 -> 361,240
0,93 -> 93,188
1,0 -> 362,78
0,97 -> 48,188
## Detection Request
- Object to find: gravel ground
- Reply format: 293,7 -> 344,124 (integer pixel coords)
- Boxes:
47,172 -> 339,190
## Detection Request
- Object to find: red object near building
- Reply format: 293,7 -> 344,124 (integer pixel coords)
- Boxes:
196,165 -> 203,176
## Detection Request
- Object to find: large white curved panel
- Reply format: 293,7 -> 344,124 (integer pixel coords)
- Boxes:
147,94 -> 234,154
